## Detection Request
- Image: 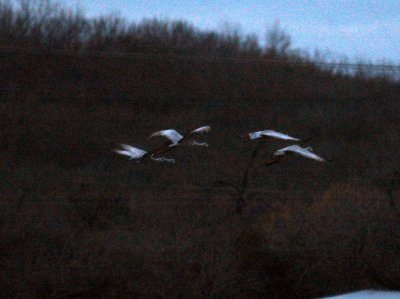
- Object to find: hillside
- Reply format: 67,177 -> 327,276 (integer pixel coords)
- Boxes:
1,1 -> 400,298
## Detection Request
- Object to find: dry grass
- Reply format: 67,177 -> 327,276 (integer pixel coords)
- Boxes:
245,182 -> 400,297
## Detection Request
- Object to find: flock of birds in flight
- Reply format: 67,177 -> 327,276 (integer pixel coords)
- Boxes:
114,125 -> 326,166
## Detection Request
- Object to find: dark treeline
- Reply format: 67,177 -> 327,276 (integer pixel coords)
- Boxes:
0,0 -> 293,58
1,0 -> 397,79
1,1 -> 400,298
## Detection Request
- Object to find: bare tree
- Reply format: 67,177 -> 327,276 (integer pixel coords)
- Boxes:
265,20 -> 291,56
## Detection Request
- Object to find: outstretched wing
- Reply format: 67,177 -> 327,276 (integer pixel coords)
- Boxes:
248,129 -> 299,141
115,144 -> 147,159
181,125 -> 211,146
260,130 -> 300,141
148,129 -> 184,145
188,125 -> 211,136
276,145 -> 325,162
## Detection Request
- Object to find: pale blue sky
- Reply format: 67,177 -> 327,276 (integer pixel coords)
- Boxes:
66,1 -> 399,63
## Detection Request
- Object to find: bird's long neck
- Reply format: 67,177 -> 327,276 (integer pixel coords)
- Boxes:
149,143 -> 171,156
266,155 -> 284,167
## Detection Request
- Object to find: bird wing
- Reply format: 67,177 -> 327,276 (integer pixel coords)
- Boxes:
114,150 -> 133,158
188,125 -> 211,135
116,144 -> 147,159
260,130 -> 300,141
277,145 -> 325,162
181,126 -> 211,145
248,131 -> 263,140
148,129 -> 184,145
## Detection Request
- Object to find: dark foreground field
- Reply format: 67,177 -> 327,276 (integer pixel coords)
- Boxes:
1,50 -> 400,298
1,3 -> 400,297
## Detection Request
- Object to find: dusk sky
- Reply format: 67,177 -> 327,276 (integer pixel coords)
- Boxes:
64,1 -> 399,63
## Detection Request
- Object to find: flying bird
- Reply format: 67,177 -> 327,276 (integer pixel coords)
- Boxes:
273,145 -> 325,161
148,129 -> 184,146
148,125 -> 211,147
266,145 -> 325,166
114,144 -> 175,163
243,129 -> 300,142
114,144 -> 147,160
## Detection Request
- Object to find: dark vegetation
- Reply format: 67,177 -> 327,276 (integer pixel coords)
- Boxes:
1,1 -> 400,298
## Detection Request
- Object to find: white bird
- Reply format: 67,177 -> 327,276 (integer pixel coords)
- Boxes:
245,129 -> 300,141
148,125 -> 211,147
114,144 -> 175,163
319,290 -> 400,299
189,125 -> 212,135
114,144 -> 147,160
273,145 -> 325,162
148,129 -> 184,146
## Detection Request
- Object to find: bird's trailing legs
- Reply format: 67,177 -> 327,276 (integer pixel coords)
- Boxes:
150,155 -> 176,163
188,140 -> 209,147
